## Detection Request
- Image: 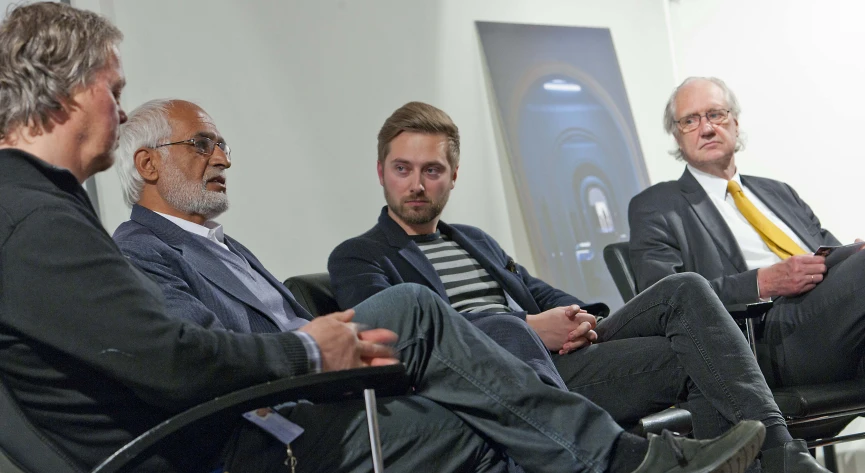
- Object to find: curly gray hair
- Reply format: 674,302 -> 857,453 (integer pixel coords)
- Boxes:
663,76 -> 745,161
0,2 -> 123,141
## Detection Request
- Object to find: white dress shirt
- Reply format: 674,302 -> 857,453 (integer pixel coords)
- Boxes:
687,164 -> 810,272
155,212 -> 229,251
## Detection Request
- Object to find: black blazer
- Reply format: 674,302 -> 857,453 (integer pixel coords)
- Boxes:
627,167 -> 839,305
328,207 -> 609,320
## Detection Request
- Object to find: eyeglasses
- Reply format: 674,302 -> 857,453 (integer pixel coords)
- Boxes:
675,109 -> 732,133
155,136 -> 231,158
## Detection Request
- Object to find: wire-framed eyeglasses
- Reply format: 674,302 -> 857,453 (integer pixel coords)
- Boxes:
155,136 -> 231,158
675,109 -> 732,133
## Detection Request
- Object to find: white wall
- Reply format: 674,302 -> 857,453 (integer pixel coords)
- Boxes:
668,0 -> 865,470
667,0 -> 865,243
72,0 -> 676,283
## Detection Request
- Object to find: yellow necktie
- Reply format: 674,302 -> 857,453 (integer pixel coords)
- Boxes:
726,180 -> 806,259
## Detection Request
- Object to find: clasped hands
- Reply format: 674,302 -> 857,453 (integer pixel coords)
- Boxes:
297,309 -> 399,372
526,305 -> 598,355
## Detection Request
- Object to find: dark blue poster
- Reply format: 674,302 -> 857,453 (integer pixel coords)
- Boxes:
477,21 -> 649,309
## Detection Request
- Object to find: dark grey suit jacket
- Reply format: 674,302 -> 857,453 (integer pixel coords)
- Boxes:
113,205 -> 314,332
628,167 -> 840,305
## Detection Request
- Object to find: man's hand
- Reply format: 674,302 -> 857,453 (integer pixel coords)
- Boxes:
526,305 -> 597,355
297,309 -> 398,372
757,254 -> 826,299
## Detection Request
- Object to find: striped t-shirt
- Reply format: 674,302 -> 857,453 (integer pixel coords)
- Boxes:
411,232 -> 511,313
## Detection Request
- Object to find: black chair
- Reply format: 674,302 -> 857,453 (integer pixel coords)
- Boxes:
284,272 -> 694,437
285,272 -> 341,317
603,241 -> 865,471
0,365 -> 408,473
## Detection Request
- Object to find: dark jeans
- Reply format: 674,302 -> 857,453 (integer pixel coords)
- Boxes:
228,396 -> 509,473
763,247 -> 865,386
234,284 -> 622,473
556,273 -> 785,440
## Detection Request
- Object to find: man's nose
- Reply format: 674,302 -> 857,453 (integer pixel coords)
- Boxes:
409,172 -> 425,192
210,148 -> 231,169
698,117 -> 715,135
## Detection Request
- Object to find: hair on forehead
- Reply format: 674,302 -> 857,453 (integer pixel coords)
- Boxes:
377,101 -> 460,169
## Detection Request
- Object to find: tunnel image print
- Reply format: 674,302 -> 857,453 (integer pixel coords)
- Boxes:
478,22 -> 649,308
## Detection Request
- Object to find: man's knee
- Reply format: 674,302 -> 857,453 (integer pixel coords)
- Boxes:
656,272 -> 713,296
379,283 -> 441,304
473,313 -> 533,338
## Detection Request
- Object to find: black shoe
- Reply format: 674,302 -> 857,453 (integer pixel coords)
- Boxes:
760,440 -> 829,473
632,420 -> 765,473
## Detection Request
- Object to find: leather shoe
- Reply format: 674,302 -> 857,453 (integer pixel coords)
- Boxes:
632,420 -> 765,473
760,440 -> 830,473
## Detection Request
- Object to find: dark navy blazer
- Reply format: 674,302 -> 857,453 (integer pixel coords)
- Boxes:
328,207 -> 609,320
113,205 -> 313,332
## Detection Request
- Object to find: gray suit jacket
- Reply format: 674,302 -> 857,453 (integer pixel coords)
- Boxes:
627,167 -> 840,305
113,205 -> 313,332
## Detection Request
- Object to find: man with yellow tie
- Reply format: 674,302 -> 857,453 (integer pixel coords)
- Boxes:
628,76 -> 865,390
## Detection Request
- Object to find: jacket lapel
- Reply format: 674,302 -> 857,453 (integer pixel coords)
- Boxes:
378,209 -> 449,299
679,169 -> 749,273
225,236 -> 314,321
130,206 -> 281,325
741,175 -> 818,252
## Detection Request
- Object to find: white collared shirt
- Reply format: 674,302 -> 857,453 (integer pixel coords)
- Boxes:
687,164 -> 810,271
154,212 -> 229,251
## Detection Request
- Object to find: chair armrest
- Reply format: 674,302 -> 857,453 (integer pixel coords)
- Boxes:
92,364 -> 409,473
726,301 -> 773,320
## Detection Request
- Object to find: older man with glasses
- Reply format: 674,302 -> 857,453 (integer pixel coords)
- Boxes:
629,76 -> 865,463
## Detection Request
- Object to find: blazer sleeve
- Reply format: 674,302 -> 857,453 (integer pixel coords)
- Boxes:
628,193 -> 761,305
784,182 -> 842,247
328,239 -> 398,310
116,238 -> 241,330
4,208 -> 311,411
476,230 -> 609,317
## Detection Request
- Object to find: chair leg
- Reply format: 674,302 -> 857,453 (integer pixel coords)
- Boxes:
364,389 -> 385,473
745,319 -> 758,357
823,445 -> 838,473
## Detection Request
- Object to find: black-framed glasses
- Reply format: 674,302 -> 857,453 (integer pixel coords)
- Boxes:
155,136 -> 231,158
675,109 -> 731,133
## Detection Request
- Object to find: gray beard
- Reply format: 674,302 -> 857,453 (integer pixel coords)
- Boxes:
159,164 -> 229,220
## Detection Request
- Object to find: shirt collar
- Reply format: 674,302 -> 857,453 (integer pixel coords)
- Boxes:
154,211 -> 225,244
687,164 -> 743,199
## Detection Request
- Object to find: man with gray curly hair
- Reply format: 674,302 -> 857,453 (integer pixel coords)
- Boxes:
629,77 -> 865,444
0,1 -> 126,180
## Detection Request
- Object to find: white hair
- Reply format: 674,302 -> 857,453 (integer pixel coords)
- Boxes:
116,99 -> 175,207
663,76 -> 746,161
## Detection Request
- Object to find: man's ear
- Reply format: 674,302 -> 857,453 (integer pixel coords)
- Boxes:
135,148 -> 160,182
377,160 -> 385,186
450,165 -> 459,189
